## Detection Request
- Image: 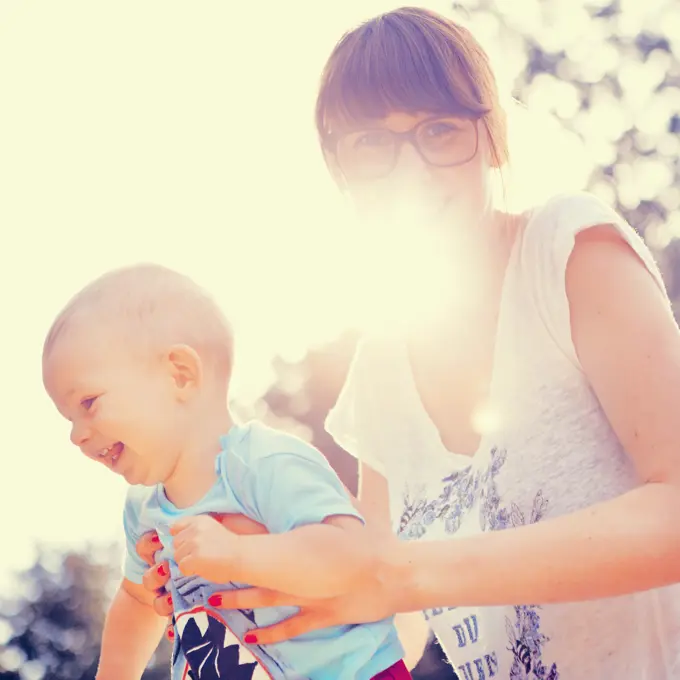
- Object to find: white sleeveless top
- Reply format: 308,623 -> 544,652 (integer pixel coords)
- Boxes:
325,192 -> 680,679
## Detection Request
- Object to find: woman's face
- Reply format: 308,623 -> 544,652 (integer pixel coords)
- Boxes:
333,111 -> 495,240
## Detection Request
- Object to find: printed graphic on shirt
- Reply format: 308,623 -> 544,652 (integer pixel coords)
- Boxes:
504,606 -> 558,680
169,574 -> 286,680
172,608 -> 271,680
398,448 -> 560,680
398,447 -> 507,539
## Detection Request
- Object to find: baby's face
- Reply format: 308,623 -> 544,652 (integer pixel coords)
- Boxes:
43,325 -> 186,487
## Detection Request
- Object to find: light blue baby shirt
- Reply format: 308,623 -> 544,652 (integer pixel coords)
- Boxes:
123,421 -> 403,680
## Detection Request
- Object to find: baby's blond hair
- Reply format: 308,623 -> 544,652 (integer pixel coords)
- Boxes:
43,263 -> 234,386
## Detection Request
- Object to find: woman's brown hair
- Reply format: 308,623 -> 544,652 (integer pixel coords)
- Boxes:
315,6 -> 508,169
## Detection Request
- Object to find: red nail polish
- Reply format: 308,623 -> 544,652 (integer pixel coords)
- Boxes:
151,534 -> 161,544
244,633 -> 257,644
168,628 -> 175,640
157,564 -> 167,577
208,594 -> 222,607
167,595 -> 173,606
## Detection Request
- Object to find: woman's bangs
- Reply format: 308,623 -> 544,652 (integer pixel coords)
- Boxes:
318,23 -> 489,140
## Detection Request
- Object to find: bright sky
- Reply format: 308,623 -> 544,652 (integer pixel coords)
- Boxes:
0,0 -> 596,591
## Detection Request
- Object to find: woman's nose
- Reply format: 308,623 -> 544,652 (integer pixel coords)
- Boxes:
390,141 -> 429,183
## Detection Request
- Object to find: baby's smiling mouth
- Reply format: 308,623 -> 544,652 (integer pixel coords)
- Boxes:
97,442 -> 124,468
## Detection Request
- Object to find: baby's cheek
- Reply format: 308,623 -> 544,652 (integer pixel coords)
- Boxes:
92,410 -> 120,433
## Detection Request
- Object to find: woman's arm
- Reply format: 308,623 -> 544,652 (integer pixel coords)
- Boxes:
392,226 -> 680,610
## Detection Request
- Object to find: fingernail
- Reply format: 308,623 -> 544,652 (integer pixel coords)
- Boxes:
244,633 -> 257,644
168,628 -> 175,640
167,595 -> 173,607
208,594 -> 222,607
157,564 -> 167,577
151,534 -> 161,544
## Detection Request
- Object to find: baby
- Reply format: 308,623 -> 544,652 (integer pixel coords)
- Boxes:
42,264 -> 409,680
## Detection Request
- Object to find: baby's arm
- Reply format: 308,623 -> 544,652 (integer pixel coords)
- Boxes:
96,579 -> 166,680
96,488 -> 166,679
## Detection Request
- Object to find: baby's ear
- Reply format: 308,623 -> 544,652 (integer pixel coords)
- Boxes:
165,344 -> 202,397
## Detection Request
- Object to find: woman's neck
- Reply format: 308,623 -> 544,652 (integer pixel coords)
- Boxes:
410,209 -> 522,340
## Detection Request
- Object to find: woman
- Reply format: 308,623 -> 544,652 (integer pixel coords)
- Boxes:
139,7 -> 680,678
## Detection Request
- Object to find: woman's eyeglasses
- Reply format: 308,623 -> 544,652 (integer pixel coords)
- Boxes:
331,116 -> 479,181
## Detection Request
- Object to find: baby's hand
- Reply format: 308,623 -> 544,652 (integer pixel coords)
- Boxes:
170,515 -> 240,583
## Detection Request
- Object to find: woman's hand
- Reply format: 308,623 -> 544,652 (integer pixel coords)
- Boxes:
205,528 -> 403,645
137,512 -> 404,644
136,513 -> 268,640
208,579 -> 398,645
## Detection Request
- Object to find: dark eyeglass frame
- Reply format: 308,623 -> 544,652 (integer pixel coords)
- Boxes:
327,116 -> 480,180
